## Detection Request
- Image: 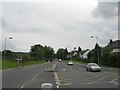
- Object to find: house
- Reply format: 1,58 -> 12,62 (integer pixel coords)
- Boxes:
80,49 -> 91,59
105,40 -> 120,53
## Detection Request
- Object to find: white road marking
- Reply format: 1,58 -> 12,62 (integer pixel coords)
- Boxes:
32,71 -> 43,80
79,68 -> 83,70
88,73 -> 116,84
62,82 -> 72,85
110,77 -> 119,85
19,85 -> 24,90
60,72 -> 99,82
110,77 -> 119,83
54,72 -> 61,88
57,85 -> 59,88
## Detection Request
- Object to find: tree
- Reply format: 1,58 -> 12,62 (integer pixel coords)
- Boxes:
44,46 -> 54,59
2,50 -> 13,60
110,39 -> 113,44
94,44 -> 101,64
87,51 -> 94,63
56,48 -> 65,60
64,48 -> 68,59
30,44 -> 44,60
30,44 -> 54,60
78,47 -> 82,59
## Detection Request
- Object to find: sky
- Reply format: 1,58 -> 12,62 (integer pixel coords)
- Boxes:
0,0 -> 119,52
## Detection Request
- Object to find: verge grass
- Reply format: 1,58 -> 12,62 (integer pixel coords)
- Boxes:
64,59 -> 87,64
2,60 -> 46,70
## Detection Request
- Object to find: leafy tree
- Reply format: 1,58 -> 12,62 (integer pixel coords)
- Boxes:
110,39 -> 113,44
2,50 -> 13,60
64,48 -> 68,59
44,46 -> 54,59
56,48 -> 65,60
30,44 -> 54,60
87,51 -> 94,63
77,47 -> 82,59
107,53 -> 120,67
30,44 -> 44,60
94,44 -> 101,64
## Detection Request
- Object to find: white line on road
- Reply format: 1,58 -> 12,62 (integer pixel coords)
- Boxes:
110,77 -> 119,85
32,71 -> 43,80
88,73 -> 116,84
54,72 -> 60,88
19,85 -> 24,90
56,85 -> 59,88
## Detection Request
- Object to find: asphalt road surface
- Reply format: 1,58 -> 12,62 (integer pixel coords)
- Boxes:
2,63 -> 56,89
2,60 -> 120,89
55,61 -> 119,88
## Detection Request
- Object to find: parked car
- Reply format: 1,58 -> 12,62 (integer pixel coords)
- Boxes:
86,63 -> 101,72
67,61 -> 73,65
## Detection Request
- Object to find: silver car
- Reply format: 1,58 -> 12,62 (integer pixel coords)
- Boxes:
86,63 -> 101,72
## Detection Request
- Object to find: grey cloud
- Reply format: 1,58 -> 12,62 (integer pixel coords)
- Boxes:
92,2 -> 118,19
1,1 -> 118,52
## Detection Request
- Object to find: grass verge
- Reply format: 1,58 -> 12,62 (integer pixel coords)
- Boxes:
2,60 -> 46,70
64,59 -> 87,64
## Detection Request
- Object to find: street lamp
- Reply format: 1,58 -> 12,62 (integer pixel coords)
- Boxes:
3,37 -> 12,68
91,36 -> 100,65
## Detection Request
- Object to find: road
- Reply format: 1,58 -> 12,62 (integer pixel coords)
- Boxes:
55,61 -> 119,88
2,60 -> 119,89
2,63 -> 56,89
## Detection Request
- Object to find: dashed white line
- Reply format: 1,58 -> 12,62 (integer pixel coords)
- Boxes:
19,85 -> 24,90
54,72 -> 60,88
56,85 -> 59,88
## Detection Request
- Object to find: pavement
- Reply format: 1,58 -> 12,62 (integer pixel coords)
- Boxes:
2,60 -> 120,89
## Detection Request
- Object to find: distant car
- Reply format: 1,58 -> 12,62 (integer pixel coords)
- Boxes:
67,61 -> 73,65
86,63 -> 101,72
41,83 -> 53,88
59,59 -> 62,62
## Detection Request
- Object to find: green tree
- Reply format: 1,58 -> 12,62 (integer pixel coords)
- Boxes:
107,53 -> 120,67
77,47 -> 82,59
87,51 -> 94,63
30,44 -> 54,60
110,39 -> 113,44
44,46 -> 54,59
56,48 -> 65,60
30,44 -> 44,60
64,48 -> 68,60
94,44 -> 101,64
2,50 -> 13,60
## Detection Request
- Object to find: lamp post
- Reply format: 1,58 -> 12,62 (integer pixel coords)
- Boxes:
3,37 -> 12,68
91,36 -> 100,65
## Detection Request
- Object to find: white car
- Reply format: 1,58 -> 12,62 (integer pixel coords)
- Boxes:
59,59 -> 62,62
86,63 -> 101,72
67,61 -> 73,65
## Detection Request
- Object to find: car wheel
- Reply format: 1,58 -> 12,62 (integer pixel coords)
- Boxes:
86,68 -> 88,71
90,68 -> 92,72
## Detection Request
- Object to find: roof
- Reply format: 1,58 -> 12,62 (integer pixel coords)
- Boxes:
105,40 -> 120,49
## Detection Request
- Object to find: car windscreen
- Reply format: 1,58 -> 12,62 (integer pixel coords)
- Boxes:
90,64 -> 98,66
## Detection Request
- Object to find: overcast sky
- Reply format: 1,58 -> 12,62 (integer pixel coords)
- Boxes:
0,0 -> 119,52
